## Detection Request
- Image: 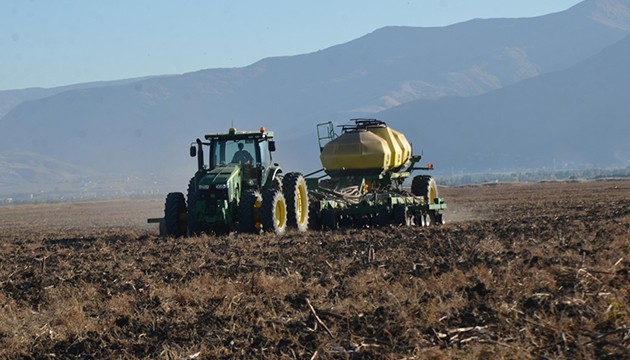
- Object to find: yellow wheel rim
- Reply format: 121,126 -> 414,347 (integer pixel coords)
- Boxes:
276,197 -> 286,228
428,180 -> 438,205
296,183 -> 308,226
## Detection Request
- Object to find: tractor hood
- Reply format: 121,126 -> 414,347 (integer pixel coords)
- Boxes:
199,164 -> 240,188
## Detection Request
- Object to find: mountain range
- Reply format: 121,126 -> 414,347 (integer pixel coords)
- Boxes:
1,0 -> 629,189
381,33 -> 630,173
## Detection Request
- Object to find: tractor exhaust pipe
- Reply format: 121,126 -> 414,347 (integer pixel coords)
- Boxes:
196,138 -> 204,171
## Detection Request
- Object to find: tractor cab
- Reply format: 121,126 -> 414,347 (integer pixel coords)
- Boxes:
190,127 -> 277,191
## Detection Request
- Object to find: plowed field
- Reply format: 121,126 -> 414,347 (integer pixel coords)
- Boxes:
1,180 -> 629,359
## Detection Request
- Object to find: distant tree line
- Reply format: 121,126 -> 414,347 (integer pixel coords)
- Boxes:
436,167 -> 630,187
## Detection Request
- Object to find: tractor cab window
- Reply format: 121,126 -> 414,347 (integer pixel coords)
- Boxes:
228,140 -> 256,164
211,140 -> 254,167
210,138 -> 263,169
259,139 -> 271,167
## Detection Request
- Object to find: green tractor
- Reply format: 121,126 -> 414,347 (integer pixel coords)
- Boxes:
159,127 -> 309,236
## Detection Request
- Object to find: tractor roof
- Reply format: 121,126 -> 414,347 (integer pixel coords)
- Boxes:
205,127 -> 274,141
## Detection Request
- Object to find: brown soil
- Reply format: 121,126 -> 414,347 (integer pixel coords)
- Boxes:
0,180 -> 628,359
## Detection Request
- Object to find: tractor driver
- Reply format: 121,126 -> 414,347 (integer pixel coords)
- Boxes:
231,142 -> 254,164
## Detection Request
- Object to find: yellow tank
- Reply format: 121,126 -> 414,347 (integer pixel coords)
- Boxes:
389,128 -> 412,166
320,130 -> 391,174
367,126 -> 405,168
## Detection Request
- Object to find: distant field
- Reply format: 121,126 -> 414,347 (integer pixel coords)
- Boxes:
0,180 -> 628,358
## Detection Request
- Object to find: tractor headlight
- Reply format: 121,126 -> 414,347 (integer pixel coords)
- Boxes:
213,184 -> 230,201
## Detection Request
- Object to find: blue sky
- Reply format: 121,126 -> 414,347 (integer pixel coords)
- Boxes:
2,0 -> 582,90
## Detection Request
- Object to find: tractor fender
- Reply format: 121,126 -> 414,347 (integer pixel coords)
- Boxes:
264,165 -> 282,189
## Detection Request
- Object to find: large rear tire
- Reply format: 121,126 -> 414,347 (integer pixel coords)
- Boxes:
187,177 -> 202,236
238,190 -> 262,233
412,175 -> 438,205
282,172 -> 309,232
262,189 -> 287,235
164,192 -> 186,237
272,174 -> 283,191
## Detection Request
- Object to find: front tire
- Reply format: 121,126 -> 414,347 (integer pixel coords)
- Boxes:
262,189 -> 287,235
238,190 -> 262,233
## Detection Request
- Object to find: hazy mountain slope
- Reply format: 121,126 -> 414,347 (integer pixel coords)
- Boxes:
1,0 -> 629,179
186,0 -> 630,116
0,76 -> 160,119
0,89 -> 53,119
380,34 -> 630,173
0,152 -> 96,187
